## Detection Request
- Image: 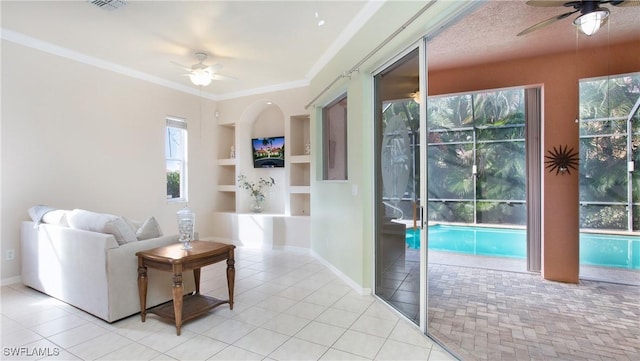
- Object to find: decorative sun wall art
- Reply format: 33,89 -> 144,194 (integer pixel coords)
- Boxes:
544,145 -> 579,175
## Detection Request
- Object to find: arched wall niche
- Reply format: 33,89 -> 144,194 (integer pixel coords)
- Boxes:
236,100 -> 286,214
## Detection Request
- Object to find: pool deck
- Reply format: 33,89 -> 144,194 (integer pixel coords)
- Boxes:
381,249 -> 640,361
428,250 -> 640,286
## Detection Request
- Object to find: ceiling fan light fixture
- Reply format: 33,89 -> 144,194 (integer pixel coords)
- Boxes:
573,8 -> 609,36
189,68 -> 212,86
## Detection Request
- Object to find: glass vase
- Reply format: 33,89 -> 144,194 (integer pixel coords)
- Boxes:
177,206 -> 195,249
251,197 -> 264,213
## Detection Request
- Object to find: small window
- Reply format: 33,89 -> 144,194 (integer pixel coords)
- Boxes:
166,117 -> 188,202
322,94 -> 348,180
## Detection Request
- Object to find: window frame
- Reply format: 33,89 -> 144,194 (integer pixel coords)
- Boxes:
166,116 -> 188,203
321,93 -> 348,181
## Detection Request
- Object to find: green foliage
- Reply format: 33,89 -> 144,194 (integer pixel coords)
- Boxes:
237,174 -> 275,201
167,171 -> 181,199
426,89 -> 526,225
579,74 -> 640,230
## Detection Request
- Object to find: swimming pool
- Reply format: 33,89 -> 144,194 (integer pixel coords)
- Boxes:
406,225 -> 640,270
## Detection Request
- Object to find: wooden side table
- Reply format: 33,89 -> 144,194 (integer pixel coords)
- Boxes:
136,241 -> 235,335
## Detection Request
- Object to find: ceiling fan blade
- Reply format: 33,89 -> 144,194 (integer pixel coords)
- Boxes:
609,0 -> 640,6
171,61 -> 192,72
211,73 -> 237,81
204,63 -> 223,72
525,0 -> 570,7
517,10 -> 578,36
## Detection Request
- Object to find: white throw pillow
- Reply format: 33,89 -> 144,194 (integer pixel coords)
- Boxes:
123,217 -> 143,233
67,209 -> 118,233
136,217 -> 163,240
104,217 -> 138,245
41,210 -> 70,227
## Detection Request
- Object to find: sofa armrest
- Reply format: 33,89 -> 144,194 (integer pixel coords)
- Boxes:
21,221 -> 118,320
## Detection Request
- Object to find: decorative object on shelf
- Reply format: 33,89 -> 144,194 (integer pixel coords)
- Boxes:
305,140 -> 311,155
237,174 -> 275,213
544,145 -> 579,175
176,206 -> 195,249
230,145 -> 235,159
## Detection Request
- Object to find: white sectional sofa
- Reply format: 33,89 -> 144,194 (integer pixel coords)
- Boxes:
21,208 -> 195,323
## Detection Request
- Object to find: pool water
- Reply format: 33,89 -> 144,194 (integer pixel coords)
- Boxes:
406,225 -> 640,270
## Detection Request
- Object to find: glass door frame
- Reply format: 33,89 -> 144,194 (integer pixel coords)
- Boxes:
372,38 -> 429,333
418,37 -> 428,333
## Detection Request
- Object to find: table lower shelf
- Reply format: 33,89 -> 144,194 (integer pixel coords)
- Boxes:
147,293 -> 229,324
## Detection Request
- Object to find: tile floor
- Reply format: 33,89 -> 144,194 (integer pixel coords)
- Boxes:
1,247 -> 454,361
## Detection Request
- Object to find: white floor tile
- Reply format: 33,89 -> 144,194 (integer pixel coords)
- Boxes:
427,347 -> 458,361
46,322 -> 109,349
2,246 -> 458,361
315,307 -> 361,328
232,305 -> 278,326
294,321 -> 346,347
164,334 -> 227,360
375,339 -> 431,360
260,295 -> 298,313
30,314 -> 88,338
350,314 -> 398,338
203,318 -> 255,344
232,328 -> 289,356
66,331 -> 133,360
269,337 -> 329,361
207,345 -> 263,360
283,301 -> 327,320
260,312 -> 310,336
97,342 -> 161,360
332,330 -> 386,359
137,327 -> 194,353
319,348 -> 371,361
332,293 -> 375,314
387,322 -> 435,348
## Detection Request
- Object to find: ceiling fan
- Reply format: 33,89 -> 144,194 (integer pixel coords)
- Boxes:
174,52 -> 234,87
517,0 -> 639,37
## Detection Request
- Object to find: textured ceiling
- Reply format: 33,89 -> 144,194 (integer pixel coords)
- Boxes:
428,0 -> 640,72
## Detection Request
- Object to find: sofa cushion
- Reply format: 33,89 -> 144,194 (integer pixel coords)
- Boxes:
136,216 -> 163,240
28,205 -> 56,224
105,217 -> 138,245
42,210 -> 70,227
67,209 -> 116,232
67,209 -> 138,245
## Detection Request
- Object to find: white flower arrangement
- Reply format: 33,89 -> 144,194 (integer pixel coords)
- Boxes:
237,174 -> 275,203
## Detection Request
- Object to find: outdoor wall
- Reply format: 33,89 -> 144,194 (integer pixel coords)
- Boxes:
428,39 -> 640,283
1,41 -> 217,283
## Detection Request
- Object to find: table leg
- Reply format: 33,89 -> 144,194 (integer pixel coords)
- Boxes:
226,248 -> 235,310
172,264 -> 184,336
193,268 -> 201,295
137,259 -> 148,322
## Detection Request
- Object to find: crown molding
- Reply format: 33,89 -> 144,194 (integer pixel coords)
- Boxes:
306,0 -> 385,80
215,79 -> 310,101
1,28 -> 219,100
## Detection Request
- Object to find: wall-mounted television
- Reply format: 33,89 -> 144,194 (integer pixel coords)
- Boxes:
252,136 -> 285,168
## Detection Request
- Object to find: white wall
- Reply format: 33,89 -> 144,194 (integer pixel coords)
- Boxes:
308,1 -> 474,290
215,88 -> 308,215
1,41 -> 218,282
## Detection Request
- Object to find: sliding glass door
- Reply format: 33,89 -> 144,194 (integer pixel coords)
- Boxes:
374,47 -> 425,327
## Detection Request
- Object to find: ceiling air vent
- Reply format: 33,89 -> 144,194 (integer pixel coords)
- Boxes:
87,0 -> 127,11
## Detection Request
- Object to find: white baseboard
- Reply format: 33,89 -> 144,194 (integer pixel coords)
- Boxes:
272,245 -> 310,254
1,276 -> 21,286
310,250 -> 371,296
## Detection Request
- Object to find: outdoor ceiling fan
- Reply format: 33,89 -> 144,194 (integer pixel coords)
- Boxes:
517,0 -> 639,37
174,52 -> 234,87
